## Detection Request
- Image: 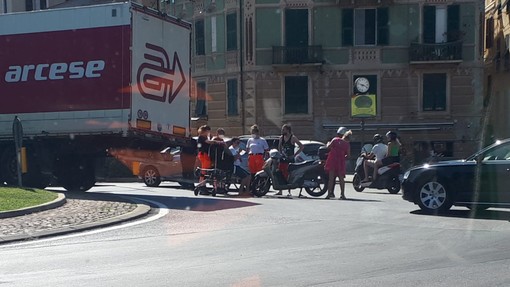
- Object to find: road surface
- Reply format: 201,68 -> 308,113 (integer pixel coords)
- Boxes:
2,182 -> 510,286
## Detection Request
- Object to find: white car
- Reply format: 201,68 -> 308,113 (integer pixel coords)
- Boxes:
294,140 -> 326,162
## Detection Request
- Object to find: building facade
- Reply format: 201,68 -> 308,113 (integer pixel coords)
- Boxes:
0,0 -> 68,13
165,0 -> 485,166
484,0 -> 510,142
1,0 -> 486,167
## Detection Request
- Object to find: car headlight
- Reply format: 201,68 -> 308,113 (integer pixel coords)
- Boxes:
403,170 -> 411,180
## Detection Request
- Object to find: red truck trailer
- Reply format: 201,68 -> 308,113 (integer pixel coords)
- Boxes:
0,2 -> 192,191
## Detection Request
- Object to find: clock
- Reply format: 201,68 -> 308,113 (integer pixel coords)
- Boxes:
355,77 -> 370,94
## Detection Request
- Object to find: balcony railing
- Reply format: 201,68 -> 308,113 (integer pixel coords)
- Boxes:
272,45 -> 323,65
409,41 -> 463,63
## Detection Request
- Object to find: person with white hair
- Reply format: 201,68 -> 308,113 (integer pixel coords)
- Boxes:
324,127 -> 352,199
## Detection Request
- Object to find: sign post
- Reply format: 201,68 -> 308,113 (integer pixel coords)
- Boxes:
12,116 -> 23,187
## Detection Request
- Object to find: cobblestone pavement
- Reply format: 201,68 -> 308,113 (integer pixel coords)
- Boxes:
0,193 -> 137,238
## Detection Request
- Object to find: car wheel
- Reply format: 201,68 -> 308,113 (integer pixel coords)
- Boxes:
387,177 -> 401,194
143,166 -> 161,187
251,176 -> 271,197
352,173 -> 365,192
417,179 -> 452,214
304,173 -> 328,197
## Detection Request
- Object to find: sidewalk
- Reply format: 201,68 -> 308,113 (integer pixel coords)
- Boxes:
0,192 -> 150,244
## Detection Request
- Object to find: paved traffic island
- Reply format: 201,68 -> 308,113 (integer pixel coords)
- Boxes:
0,190 -> 150,244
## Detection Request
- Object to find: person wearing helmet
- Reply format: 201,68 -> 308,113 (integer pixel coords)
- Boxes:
362,134 -> 388,183
383,131 -> 401,165
325,126 -> 352,199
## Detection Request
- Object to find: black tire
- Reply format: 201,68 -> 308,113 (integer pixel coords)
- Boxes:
251,176 -> 271,197
304,173 -> 328,197
0,148 -> 51,189
416,179 -> 452,214
0,148 -> 18,185
142,166 -> 161,187
387,177 -> 401,194
353,173 -> 365,192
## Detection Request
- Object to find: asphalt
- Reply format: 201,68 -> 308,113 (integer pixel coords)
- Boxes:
0,175 -> 354,244
0,190 -> 150,244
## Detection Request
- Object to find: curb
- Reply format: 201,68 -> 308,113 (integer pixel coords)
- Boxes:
0,193 -> 66,219
0,196 -> 151,244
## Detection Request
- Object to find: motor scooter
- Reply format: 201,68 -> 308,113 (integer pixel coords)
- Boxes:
352,144 -> 401,194
251,149 -> 328,197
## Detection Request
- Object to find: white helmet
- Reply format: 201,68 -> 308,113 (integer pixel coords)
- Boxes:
337,126 -> 348,135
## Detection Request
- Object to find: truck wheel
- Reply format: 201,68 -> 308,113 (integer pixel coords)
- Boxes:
142,166 -> 161,187
0,148 -> 18,185
0,148 -> 52,189
57,157 -> 96,192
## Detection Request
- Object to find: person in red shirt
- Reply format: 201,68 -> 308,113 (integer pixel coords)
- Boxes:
325,127 -> 352,200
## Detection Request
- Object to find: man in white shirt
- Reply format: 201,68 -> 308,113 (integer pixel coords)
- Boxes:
362,134 -> 388,182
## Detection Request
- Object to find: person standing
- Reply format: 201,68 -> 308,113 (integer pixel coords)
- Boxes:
194,125 -> 223,195
278,124 -> 304,162
324,127 -> 351,200
276,124 -> 304,196
229,137 -> 251,196
246,125 -> 269,175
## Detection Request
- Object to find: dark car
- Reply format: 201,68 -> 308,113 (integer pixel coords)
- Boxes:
402,139 -> 510,213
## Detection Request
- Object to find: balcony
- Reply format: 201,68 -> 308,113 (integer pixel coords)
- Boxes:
272,46 -> 323,65
409,41 -> 463,64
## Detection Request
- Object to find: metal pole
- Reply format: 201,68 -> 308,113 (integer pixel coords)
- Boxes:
12,116 -> 23,187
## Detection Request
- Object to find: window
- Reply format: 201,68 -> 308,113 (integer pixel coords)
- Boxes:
227,79 -> 238,116
423,5 -> 460,43
40,0 -> 47,9
342,8 -> 388,47
285,76 -> 308,114
485,17 -> 494,49
195,82 -> 207,117
422,73 -> 447,111
2,0 -> 7,13
26,0 -> 33,11
226,13 -> 237,51
195,19 -> 205,56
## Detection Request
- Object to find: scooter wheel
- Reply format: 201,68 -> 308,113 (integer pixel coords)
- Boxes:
353,174 -> 365,192
387,177 -> 401,194
251,176 -> 271,197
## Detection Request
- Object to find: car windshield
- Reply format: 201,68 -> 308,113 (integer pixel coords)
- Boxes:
465,140 -> 508,161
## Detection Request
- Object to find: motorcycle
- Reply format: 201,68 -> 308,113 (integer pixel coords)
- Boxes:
352,144 -> 401,194
251,149 -> 328,197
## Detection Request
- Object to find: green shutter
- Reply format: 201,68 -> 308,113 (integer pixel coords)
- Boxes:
423,6 -> 436,43
342,9 -> 353,46
447,5 -> 460,41
285,76 -> 308,114
227,79 -> 238,116
227,13 -> 237,51
423,74 -> 446,111
377,7 -> 389,45
195,20 -> 205,55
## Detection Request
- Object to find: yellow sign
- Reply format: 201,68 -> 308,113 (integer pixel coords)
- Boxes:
351,94 -> 376,118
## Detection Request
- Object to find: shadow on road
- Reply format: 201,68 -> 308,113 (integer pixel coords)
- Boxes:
410,208 -> 510,221
97,193 -> 260,212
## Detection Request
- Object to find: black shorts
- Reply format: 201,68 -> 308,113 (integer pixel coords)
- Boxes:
233,166 -> 250,179
381,156 -> 400,166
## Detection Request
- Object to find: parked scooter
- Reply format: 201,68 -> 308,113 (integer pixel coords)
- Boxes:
352,144 -> 401,194
251,149 -> 328,197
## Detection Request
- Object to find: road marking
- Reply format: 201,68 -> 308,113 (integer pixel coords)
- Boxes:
1,197 -> 169,248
